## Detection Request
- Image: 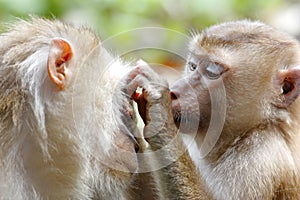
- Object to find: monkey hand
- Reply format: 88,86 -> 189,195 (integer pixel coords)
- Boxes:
124,61 -> 207,200
125,60 -> 178,151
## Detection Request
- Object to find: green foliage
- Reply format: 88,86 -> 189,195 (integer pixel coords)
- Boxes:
0,0 -> 284,63
0,0 -> 283,34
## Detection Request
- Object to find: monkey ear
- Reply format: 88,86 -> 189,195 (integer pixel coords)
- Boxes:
275,68 -> 300,107
47,38 -> 73,90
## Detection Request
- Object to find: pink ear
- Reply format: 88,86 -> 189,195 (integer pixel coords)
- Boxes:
275,68 -> 300,107
47,38 -> 73,90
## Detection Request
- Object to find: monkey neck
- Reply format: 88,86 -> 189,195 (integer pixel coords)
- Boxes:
197,120 -> 300,199
203,117 -> 297,164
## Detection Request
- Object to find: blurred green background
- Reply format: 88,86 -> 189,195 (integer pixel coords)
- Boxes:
1,0 -> 299,74
0,0 -> 294,36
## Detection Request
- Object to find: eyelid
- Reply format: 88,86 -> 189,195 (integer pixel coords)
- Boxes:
187,54 -> 229,77
207,63 -> 224,74
190,57 -> 200,65
205,62 -> 228,79
211,60 -> 229,72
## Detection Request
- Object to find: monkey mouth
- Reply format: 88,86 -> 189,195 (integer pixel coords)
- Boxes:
120,110 -> 140,153
171,101 -> 200,133
172,109 -> 181,127
114,127 -> 140,173
122,124 -> 140,153
171,101 -> 182,128
127,132 -> 140,153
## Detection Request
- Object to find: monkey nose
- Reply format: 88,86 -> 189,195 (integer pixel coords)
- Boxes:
170,91 -> 179,100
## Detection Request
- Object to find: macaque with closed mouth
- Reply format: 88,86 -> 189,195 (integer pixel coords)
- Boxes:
170,20 -> 300,199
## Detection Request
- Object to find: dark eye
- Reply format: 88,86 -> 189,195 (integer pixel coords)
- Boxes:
205,63 -> 226,80
188,61 -> 197,71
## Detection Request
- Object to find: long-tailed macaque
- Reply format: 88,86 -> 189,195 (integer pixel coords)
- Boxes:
0,17 -> 207,200
170,20 -> 300,199
0,16 -> 138,200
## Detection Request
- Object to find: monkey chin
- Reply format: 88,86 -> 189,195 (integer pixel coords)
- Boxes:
171,102 -> 200,134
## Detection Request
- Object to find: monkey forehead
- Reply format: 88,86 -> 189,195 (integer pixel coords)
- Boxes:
189,21 -> 300,72
192,20 -> 296,52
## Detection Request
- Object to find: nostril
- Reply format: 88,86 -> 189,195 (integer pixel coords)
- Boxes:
170,91 -> 178,100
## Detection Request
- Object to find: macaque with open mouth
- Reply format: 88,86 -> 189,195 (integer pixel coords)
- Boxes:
0,17 -> 208,200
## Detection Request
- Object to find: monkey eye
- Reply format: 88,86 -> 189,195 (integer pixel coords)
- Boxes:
187,61 -> 197,71
205,63 -> 226,80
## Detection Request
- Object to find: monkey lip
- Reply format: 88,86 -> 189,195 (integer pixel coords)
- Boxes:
172,109 -> 181,128
125,135 -> 140,172
171,101 -> 181,128
171,100 -> 200,133
122,128 -> 140,154
114,127 -> 140,173
118,117 -> 140,153
127,133 -> 140,153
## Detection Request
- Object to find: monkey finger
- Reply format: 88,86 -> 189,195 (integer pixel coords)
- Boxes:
126,74 -> 151,98
125,61 -> 161,86
135,60 -> 163,83
122,69 -> 146,98
124,60 -> 151,84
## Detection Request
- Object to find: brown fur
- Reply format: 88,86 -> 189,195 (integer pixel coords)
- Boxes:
126,64 -> 210,199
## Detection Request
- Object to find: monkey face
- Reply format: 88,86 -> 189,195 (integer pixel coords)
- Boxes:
170,53 -> 228,136
171,20 -> 300,140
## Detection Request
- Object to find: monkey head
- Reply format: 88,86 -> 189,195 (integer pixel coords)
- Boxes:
0,18 -> 140,198
170,20 -> 300,145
